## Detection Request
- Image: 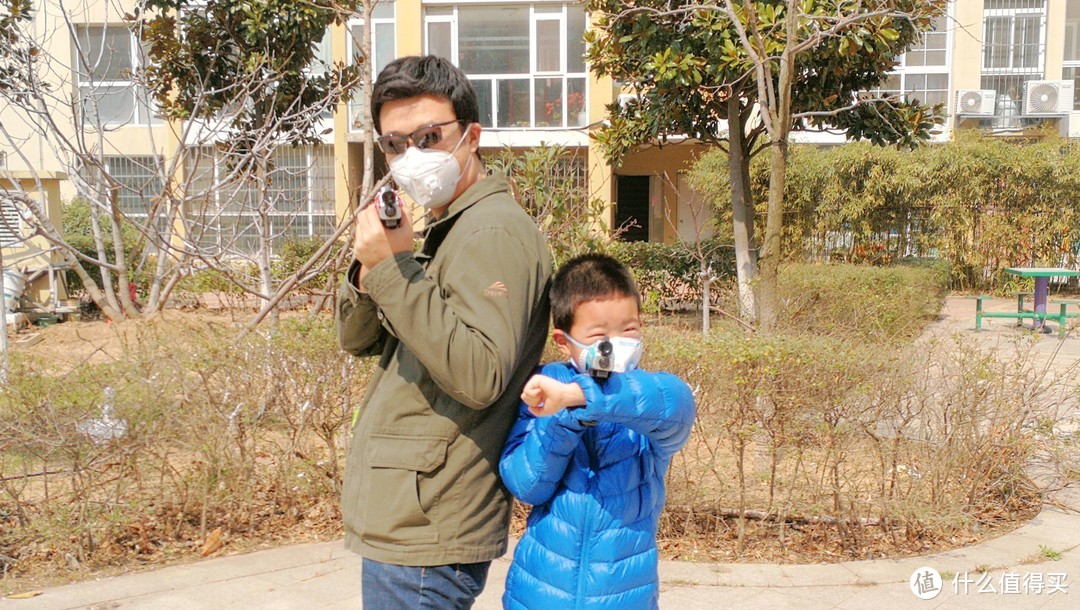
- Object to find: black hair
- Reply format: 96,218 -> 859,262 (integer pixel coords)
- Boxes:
370,55 -> 481,134
551,253 -> 641,332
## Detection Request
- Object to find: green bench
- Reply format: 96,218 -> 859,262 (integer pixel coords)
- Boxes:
973,295 -> 1070,336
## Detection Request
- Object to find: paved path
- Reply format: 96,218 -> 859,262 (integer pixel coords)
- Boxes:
4,296 -> 1079,609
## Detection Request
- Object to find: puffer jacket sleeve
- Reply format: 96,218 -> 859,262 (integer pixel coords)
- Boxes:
499,363 -> 586,506
573,369 -> 696,460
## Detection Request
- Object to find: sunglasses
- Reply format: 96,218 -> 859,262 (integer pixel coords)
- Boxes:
376,119 -> 467,155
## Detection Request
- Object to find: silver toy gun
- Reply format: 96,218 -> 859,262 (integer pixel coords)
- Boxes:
375,185 -> 402,229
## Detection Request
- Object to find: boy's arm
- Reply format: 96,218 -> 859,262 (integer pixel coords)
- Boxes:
499,366 -> 586,506
573,369 -> 697,459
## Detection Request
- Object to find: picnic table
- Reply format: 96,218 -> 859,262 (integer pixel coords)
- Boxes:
1005,267 -> 1080,333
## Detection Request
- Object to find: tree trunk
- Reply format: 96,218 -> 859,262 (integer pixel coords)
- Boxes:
758,7 -> 798,332
701,258 -> 711,337
255,154 -> 277,321
727,96 -> 759,322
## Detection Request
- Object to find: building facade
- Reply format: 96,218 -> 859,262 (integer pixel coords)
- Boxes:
1,0 -> 1078,264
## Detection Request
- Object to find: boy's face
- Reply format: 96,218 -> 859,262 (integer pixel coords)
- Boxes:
554,295 -> 642,362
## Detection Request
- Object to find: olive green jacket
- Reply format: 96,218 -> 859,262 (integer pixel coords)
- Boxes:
336,174 -> 552,566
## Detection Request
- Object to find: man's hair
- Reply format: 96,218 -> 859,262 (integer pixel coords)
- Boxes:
370,55 -> 481,134
551,253 -> 641,332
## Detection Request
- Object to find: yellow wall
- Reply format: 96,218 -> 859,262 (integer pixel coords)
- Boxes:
1,172 -> 70,307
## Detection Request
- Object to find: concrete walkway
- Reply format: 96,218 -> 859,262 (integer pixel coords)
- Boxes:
4,296 -> 1079,609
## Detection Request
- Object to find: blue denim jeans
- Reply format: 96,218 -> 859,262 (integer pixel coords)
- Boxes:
361,558 -> 490,610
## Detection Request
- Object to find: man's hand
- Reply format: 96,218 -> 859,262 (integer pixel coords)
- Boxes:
521,374 -> 586,418
353,196 -> 414,271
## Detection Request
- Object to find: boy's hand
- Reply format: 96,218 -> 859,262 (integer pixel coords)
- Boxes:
521,374 -> 586,418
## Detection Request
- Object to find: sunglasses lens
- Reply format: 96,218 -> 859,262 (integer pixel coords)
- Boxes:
413,126 -> 443,150
378,136 -> 406,155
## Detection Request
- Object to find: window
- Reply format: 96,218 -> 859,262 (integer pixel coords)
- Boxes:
425,3 -> 588,129
0,194 -> 24,247
350,1 -> 397,131
73,24 -> 159,126
1065,0 -> 1080,111
981,0 -> 1046,122
77,156 -> 167,234
877,12 -> 950,109
184,145 -> 336,256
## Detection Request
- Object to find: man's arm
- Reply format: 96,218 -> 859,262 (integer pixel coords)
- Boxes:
363,225 -> 547,409
335,261 -> 387,357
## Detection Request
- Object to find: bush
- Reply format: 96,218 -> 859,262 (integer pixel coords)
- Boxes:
0,314 -> 372,580
61,198 -> 144,294
601,239 -> 736,313
776,263 -> 948,340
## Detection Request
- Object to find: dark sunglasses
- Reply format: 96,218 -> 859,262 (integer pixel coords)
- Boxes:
376,119 -> 467,155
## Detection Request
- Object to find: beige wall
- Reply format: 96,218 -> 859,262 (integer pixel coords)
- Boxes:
1,172 -> 70,307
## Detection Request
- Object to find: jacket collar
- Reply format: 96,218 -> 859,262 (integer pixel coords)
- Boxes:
418,173 -> 513,260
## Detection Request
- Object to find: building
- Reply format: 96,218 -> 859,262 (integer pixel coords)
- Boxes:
1,0 -> 1078,284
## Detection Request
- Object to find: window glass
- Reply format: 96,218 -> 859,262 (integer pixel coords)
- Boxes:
459,6 -> 529,74
470,78 -> 494,127
374,22 -> 395,74
535,20 -> 562,72
1067,1 -> 1080,61
568,78 -> 587,126
428,21 -> 452,59
568,4 -> 587,73
535,77 -> 563,127
77,25 -> 133,82
497,78 -> 531,127
1064,67 -> 1080,110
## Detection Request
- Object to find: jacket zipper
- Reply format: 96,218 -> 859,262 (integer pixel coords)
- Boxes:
575,428 -> 599,608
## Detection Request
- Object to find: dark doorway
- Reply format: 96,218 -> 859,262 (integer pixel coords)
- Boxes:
615,175 -> 650,242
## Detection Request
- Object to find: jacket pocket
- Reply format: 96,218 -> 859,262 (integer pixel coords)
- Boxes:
361,433 -> 448,547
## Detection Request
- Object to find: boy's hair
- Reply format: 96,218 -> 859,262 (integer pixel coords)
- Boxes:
370,55 -> 481,135
551,253 -> 641,332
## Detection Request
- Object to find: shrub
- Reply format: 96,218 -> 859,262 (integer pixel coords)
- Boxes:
776,263 -> 948,340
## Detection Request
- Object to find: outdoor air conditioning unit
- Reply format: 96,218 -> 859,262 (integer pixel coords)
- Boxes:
954,89 -> 996,116
616,93 -> 638,109
1023,80 -> 1075,115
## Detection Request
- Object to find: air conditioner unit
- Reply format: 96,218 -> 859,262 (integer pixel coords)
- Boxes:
616,93 -> 638,109
1023,80 -> 1075,115
955,89 -> 996,116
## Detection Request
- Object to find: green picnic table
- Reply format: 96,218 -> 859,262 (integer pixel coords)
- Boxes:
1003,267 -> 1080,334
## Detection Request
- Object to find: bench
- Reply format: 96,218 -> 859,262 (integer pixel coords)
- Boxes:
972,295 -> 1069,336
1011,291 -> 1034,326
1052,300 -> 1080,319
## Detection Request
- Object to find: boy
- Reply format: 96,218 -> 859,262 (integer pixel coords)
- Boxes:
499,253 -> 696,610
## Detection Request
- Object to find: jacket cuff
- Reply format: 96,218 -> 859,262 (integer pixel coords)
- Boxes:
341,260 -> 365,302
568,373 -> 604,424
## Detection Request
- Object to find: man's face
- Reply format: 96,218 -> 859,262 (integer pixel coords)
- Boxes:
378,94 -> 480,214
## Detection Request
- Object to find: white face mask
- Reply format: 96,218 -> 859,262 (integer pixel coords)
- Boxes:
565,335 -> 643,378
388,126 -> 472,209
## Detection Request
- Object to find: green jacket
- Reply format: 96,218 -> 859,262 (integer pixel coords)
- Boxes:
336,174 -> 552,566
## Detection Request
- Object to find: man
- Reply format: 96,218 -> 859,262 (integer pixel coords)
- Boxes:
336,55 -> 552,609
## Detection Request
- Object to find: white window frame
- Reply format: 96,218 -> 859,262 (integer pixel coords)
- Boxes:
349,2 -> 398,133
1065,2 -> 1080,111
423,2 -> 589,130
886,9 -> 952,112
982,5 -> 1047,75
185,145 -> 336,256
73,24 -> 159,127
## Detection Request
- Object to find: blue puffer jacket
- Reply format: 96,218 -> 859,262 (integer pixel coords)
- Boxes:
500,362 -> 696,610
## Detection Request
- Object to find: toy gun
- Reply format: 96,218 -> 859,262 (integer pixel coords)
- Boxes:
375,185 -> 402,229
583,337 -> 614,380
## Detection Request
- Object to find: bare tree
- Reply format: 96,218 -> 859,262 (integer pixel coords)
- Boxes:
0,0 -> 386,325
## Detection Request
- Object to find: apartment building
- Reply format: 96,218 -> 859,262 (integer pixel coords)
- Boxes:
1,0 -> 1078,273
